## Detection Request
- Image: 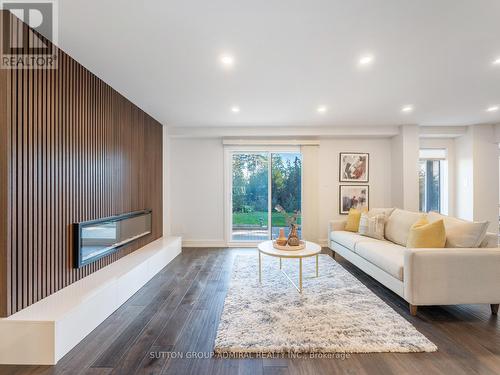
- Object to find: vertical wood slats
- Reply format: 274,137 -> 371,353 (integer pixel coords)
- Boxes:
0,12 -> 163,316
0,45 -> 10,318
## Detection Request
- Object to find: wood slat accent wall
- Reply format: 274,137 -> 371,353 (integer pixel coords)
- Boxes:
0,12 -> 163,317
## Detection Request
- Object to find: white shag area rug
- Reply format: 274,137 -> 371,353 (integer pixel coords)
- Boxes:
214,254 -> 437,354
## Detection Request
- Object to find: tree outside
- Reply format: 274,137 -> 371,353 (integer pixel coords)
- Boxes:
232,152 -> 302,240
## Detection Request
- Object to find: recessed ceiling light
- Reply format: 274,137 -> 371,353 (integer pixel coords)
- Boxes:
358,54 -> 374,66
401,105 -> 414,113
231,106 -> 240,113
486,105 -> 499,112
493,57 -> 500,65
317,105 -> 327,113
220,54 -> 235,67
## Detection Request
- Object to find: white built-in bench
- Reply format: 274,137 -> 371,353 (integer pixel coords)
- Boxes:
0,236 -> 182,365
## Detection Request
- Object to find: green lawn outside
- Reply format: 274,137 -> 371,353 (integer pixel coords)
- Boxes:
232,211 -> 301,227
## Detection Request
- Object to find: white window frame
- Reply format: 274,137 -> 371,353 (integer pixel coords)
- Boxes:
224,145 -> 301,247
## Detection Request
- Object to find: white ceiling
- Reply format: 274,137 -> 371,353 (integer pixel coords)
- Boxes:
57,0 -> 500,127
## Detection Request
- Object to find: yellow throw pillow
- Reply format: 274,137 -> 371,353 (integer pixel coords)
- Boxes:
407,218 -> 446,248
345,208 -> 363,232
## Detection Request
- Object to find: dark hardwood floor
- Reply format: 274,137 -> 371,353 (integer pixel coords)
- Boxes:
2,247 -> 500,375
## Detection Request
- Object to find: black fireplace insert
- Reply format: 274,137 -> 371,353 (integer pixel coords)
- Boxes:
73,210 -> 152,268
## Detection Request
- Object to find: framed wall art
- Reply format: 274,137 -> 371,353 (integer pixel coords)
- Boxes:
339,152 -> 369,183
339,185 -> 369,214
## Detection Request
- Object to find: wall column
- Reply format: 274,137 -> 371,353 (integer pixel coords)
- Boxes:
391,125 -> 419,211
456,125 -> 499,232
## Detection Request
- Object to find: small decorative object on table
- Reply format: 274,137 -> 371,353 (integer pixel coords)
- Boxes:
287,225 -> 300,246
276,228 -> 288,246
273,205 -> 303,250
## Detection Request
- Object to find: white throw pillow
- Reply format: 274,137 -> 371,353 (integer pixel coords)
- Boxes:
368,207 -> 395,220
358,212 -> 385,240
479,233 -> 497,248
427,212 -> 489,248
385,209 -> 425,246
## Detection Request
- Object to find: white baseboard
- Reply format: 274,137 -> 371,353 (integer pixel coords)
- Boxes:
226,242 -> 260,248
182,239 -> 228,248
182,239 -> 329,248
0,236 -> 182,365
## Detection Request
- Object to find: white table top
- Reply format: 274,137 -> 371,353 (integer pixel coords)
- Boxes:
258,240 -> 321,258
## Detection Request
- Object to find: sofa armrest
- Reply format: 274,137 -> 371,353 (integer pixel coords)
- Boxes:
404,248 -> 500,305
329,219 -> 347,234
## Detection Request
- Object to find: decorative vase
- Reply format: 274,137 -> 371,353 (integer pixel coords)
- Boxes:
276,228 -> 288,246
287,225 -> 300,247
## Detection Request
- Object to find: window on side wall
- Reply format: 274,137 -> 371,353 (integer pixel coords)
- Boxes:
419,148 -> 448,214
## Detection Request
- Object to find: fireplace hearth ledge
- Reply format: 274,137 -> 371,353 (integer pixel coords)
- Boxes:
0,236 -> 182,365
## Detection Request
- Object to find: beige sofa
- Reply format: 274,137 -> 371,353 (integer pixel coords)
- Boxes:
328,208 -> 500,316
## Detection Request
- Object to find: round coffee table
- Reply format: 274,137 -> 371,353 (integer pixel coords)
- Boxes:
257,240 -> 321,293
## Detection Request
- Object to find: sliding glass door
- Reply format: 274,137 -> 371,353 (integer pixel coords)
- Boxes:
230,151 -> 302,242
271,153 -> 302,239
231,153 -> 269,241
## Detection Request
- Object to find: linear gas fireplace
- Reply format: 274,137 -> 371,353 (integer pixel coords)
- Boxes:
73,210 -> 152,268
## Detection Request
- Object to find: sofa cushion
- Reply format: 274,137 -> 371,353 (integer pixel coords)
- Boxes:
427,212 -> 489,248
330,231 -> 380,250
355,241 -> 405,280
385,209 -> 424,246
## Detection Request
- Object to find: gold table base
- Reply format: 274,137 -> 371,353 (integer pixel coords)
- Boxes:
259,253 -> 319,293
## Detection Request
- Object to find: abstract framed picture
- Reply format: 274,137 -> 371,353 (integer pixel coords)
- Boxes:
339,152 -> 369,183
339,185 -> 369,214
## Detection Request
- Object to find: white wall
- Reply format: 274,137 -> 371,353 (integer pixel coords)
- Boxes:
455,128 -> 474,221
162,125 -> 172,236
471,125 -> 499,232
166,124 -> 500,246
317,138 -> 393,244
391,125 -> 419,211
391,131 -> 404,209
169,138 -> 225,246
168,136 -> 393,246
454,124 -> 499,233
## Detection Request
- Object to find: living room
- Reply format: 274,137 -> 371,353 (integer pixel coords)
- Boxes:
1,1 -> 500,374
